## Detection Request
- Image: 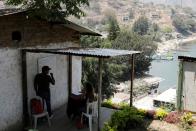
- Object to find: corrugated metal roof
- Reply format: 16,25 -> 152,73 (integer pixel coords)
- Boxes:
58,48 -> 140,58
0,8 -> 101,36
24,48 -> 140,58
178,56 -> 196,62
0,8 -> 24,16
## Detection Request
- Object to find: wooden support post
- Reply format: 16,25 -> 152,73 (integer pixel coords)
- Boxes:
68,55 -> 72,96
177,60 -> 184,111
98,58 -> 103,131
21,50 -> 29,127
130,55 -> 135,107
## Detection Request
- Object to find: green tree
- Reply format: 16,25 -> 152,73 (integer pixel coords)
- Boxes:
171,8 -> 176,18
133,16 -> 149,35
80,36 -> 103,48
172,15 -> 189,33
187,18 -> 196,32
162,26 -> 173,33
112,31 -> 157,78
81,30 -> 157,98
128,9 -> 134,19
183,7 -> 194,16
81,36 -> 117,98
152,23 -> 159,32
108,16 -> 120,41
151,23 -> 160,42
82,58 -> 117,99
6,0 -> 89,21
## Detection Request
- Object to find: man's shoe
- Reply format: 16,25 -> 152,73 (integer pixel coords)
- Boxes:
49,114 -> 54,119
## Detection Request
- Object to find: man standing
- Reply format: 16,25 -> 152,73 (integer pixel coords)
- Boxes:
34,66 -> 55,118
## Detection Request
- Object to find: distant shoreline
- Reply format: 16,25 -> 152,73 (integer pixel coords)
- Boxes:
157,35 -> 196,54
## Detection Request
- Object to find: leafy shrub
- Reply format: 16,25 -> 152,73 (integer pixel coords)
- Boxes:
155,108 -> 168,120
102,100 -> 129,110
102,106 -> 145,131
118,102 -> 129,109
101,99 -> 119,109
146,110 -> 156,119
102,122 -> 117,131
180,112 -> 193,130
102,99 -> 115,109
162,26 -> 172,33
164,111 -> 180,124
160,103 -> 176,112
181,112 -> 193,125
138,109 -> 147,116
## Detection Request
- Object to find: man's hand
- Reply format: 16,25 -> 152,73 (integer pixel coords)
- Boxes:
50,73 -> 55,85
50,73 -> 53,76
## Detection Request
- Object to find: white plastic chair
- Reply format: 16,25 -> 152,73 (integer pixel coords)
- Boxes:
32,112 -> 51,129
81,101 -> 98,131
30,97 -> 51,129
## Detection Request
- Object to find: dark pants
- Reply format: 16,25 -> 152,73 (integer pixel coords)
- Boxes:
38,92 -> 52,116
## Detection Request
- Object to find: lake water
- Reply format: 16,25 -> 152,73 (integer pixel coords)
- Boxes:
149,41 -> 196,92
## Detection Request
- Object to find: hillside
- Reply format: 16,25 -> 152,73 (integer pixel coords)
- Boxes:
141,0 -> 196,10
75,0 -> 174,30
73,0 -> 195,35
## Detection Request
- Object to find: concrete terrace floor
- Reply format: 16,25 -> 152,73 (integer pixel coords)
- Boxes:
32,105 -> 115,131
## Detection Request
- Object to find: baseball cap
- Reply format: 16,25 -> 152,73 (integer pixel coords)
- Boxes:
42,66 -> 51,71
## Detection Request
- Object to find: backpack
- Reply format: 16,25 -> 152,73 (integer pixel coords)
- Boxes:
30,98 -> 44,114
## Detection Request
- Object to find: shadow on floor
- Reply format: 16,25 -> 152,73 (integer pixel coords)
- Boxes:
26,105 -> 122,131
36,105 -> 91,131
25,105 -> 157,131
27,105 -> 117,131
25,106 -> 155,131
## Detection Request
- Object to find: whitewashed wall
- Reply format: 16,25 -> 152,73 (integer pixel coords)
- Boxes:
0,42 -> 82,131
26,43 -> 82,111
182,61 -> 196,112
26,53 -> 69,111
72,56 -> 82,94
0,48 -> 23,130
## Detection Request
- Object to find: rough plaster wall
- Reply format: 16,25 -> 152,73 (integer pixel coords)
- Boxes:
183,61 -> 196,112
26,53 -> 68,111
26,42 -> 81,111
0,48 -> 23,130
72,56 -> 82,94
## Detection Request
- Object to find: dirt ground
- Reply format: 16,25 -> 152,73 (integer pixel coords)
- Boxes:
129,119 -> 196,131
150,120 -> 196,131
147,120 -> 182,131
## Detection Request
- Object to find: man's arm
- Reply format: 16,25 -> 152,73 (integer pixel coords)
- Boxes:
50,73 -> 55,85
